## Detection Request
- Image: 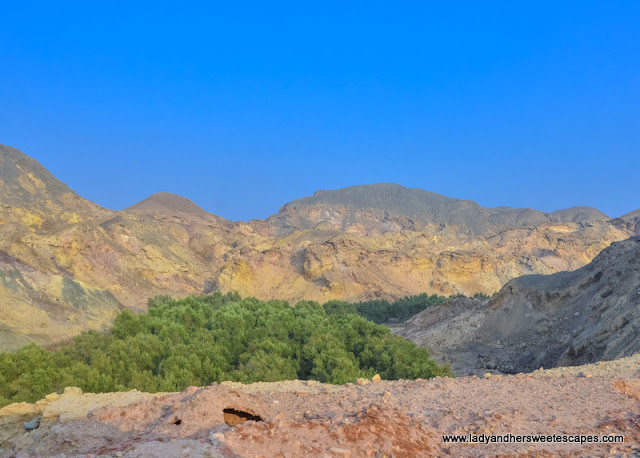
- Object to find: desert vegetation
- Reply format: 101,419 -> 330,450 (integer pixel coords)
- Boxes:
324,293 -> 448,323
0,292 -> 451,407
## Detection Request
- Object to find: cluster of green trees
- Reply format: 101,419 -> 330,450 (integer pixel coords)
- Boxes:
0,292 -> 452,407
324,293 -> 448,323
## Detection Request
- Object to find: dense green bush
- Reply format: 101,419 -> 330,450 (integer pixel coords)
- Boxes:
0,292 -> 451,407
325,293 -> 448,323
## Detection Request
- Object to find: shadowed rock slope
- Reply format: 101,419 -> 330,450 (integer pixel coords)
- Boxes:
622,208 -> 640,235
0,143 -> 638,350
400,236 -> 640,375
270,183 -> 610,236
0,145 -> 121,351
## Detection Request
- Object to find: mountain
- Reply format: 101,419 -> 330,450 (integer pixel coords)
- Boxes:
0,143 -> 637,350
269,183 -> 610,236
622,208 -> 640,219
621,208 -> 640,235
400,236 -> 640,375
126,192 -> 222,220
0,144 -> 110,229
0,145 -> 122,350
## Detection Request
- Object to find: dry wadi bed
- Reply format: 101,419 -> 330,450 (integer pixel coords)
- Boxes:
1,355 -> 640,457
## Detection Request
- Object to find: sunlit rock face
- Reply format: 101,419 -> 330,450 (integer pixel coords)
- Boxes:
0,144 -> 637,350
400,236 -> 640,375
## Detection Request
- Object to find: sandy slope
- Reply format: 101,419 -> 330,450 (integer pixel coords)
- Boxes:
1,354 -> 639,457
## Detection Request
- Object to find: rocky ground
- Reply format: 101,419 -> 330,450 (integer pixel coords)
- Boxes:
1,354 -> 639,457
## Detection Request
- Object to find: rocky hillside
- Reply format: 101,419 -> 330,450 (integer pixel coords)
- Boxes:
0,145 -> 122,351
400,236 -> 640,375
1,355 -> 639,456
270,183 -> 610,236
0,143 -> 638,350
0,144 -> 110,228
622,208 -> 640,235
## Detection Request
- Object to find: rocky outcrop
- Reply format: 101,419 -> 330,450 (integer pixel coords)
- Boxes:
400,237 -> 640,375
270,183 -> 611,236
0,144 -> 111,229
621,208 -> 640,235
0,249 -> 123,351
2,356 -> 640,456
0,143 -> 638,350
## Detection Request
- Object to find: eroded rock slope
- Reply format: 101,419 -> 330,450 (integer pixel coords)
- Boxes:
401,237 -> 640,375
1,143 -> 638,350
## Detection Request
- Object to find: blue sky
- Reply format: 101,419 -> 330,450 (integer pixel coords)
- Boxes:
1,1 -> 638,220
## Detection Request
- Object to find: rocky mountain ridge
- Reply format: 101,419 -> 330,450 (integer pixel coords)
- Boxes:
0,143 -> 638,350
271,183 -> 611,236
400,236 -> 640,375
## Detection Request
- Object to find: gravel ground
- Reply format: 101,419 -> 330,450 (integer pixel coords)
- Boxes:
1,354 -> 639,457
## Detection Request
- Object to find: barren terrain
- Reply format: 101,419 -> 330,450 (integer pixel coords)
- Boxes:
1,355 -> 639,457
401,236 -> 640,375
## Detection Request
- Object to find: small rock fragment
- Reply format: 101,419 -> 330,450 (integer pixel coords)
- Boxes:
371,374 -> 382,383
356,378 -> 370,386
0,402 -> 39,417
63,387 -> 83,396
35,400 -> 49,411
44,393 -> 59,402
328,447 -> 351,457
24,418 -> 40,431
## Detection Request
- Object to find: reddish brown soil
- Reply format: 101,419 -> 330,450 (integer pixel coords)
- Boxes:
1,355 -> 639,457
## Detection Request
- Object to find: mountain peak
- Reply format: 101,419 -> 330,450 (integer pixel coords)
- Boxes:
271,183 -> 610,236
548,206 -> 609,222
0,143 -> 109,227
0,143 -> 74,204
285,183 -> 460,210
127,192 -> 211,218
621,208 -> 640,220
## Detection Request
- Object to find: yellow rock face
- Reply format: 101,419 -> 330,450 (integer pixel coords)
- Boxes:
0,402 -> 39,418
2,199 -> 636,351
1,144 -> 638,350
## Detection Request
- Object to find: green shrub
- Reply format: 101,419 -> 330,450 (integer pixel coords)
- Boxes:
0,292 -> 451,407
325,292 -> 448,323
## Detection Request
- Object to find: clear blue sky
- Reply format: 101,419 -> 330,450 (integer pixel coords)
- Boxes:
1,1 -> 638,220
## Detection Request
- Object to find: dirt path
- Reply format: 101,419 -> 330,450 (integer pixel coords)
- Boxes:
1,355 -> 639,457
